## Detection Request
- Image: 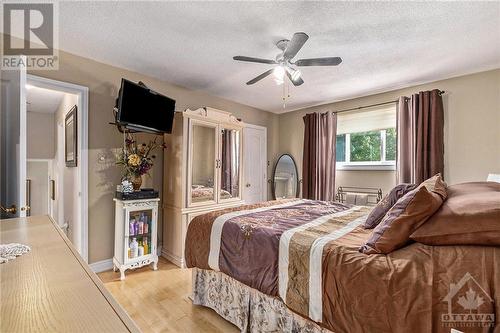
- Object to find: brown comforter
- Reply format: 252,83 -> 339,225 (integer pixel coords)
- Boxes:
185,199 -> 499,332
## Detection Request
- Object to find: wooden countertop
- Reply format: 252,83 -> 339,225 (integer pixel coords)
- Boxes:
0,215 -> 140,333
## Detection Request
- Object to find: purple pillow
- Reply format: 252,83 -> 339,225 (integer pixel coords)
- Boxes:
363,183 -> 417,229
360,174 -> 447,254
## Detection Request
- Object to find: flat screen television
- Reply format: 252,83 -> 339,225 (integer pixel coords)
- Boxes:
116,79 -> 176,134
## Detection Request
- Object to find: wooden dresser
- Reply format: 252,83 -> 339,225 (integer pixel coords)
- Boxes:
0,215 -> 139,332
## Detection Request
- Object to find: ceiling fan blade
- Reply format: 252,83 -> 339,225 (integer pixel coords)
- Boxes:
283,32 -> 309,60
246,68 -> 274,85
233,56 -> 277,64
295,57 -> 342,66
285,67 -> 304,86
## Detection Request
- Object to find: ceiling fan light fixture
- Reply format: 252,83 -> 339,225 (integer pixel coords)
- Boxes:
273,65 -> 285,80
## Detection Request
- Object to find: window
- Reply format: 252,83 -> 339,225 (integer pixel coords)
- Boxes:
336,103 -> 396,170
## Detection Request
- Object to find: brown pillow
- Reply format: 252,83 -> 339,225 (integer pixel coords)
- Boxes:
360,174 -> 447,254
411,182 -> 500,246
363,183 -> 417,229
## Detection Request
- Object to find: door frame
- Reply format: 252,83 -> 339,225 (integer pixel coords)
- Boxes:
243,123 -> 267,203
27,74 -> 89,263
0,57 -> 27,218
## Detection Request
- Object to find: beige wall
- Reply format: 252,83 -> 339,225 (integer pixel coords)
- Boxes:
278,69 -> 500,196
27,49 -> 279,264
27,112 -> 55,159
54,93 -> 80,248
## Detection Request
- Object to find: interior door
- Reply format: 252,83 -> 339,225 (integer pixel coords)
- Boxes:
0,57 -> 28,219
26,160 -> 50,216
242,125 -> 267,204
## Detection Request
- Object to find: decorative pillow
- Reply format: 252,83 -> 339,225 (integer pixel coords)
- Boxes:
363,183 -> 417,229
360,174 -> 447,254
411,182 -> 500,246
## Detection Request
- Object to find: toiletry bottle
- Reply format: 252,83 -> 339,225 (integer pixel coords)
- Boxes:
144,218 -> 148,234
129,219 -> 135,236
138,244 -> 144,257
128,246 -> 131,259
130,238 -> 138,258
134,220 -> 139,236
143,237 -> 148,254
138,220 -> 143,235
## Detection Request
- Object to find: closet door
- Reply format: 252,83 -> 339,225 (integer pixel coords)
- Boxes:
219,126 -> 242,203
188,119 -> 218,207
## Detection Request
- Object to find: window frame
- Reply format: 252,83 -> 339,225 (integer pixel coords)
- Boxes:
336,129 -> 396,171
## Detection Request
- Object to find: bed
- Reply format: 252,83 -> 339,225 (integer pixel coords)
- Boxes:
185,192 -> 500,332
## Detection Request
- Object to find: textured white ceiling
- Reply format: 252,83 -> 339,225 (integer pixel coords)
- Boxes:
57,1 -> 500,113
26,86 -> 64,114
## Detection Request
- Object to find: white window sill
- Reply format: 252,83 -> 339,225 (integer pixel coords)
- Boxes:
336,163 -> 396,171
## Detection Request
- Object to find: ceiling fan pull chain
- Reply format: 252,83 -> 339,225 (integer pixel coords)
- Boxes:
282,81 -> 286,109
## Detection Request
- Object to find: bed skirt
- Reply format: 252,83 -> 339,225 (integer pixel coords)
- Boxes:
192,268 -> 333,333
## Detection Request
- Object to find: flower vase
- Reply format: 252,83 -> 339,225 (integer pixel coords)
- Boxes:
131,175 -> 142,191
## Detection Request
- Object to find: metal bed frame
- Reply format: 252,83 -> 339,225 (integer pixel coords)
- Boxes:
336,186 -> 383,206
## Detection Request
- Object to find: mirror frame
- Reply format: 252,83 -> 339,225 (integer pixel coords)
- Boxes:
271,153 -> 300,200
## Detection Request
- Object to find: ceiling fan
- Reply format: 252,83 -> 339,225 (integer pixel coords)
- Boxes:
233,32 -> 342,86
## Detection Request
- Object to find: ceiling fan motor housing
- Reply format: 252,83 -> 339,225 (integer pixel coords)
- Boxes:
276,39 -> 289,51
275,40 -> 289,63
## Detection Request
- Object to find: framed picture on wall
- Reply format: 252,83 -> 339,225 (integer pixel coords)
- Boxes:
65,105 -> 78,167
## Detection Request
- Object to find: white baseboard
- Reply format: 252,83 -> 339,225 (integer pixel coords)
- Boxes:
89,258 -> 113,273
161,249 -> 185,268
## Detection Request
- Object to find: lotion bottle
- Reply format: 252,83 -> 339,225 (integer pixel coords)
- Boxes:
130,238 -> 138,258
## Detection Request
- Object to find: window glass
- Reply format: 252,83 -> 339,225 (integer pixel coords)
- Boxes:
385,128 -> 396,161
350,130 -> 381,162
336,134 -> 346,162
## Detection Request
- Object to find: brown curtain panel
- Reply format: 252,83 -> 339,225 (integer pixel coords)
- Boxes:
397,89 -> 444,184
302,112 -> 337,201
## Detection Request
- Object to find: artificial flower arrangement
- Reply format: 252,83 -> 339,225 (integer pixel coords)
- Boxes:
116,134 -> 165,191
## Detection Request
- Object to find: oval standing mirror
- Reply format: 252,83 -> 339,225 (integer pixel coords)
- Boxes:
272,154 -> 299,199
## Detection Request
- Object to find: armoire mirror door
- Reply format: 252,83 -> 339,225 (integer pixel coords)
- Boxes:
219,128 -> 241,201
189,121 -> 218,205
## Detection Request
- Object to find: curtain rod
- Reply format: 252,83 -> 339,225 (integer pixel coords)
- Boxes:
333,90 -> 445,114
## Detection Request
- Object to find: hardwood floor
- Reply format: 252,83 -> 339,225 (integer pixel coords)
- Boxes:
98,258 -> 238,333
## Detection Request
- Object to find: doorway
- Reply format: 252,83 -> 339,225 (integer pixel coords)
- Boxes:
242,124 -> 267,204
27,75 -> 88,261
0,66 -> 89,262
